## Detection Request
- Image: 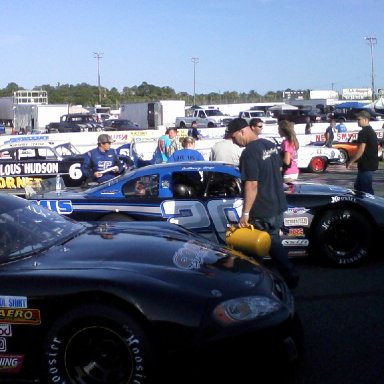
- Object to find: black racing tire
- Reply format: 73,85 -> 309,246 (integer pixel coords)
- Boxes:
207,122 -> 215,128
308,156 -> 327,173
101,213 -> 134,221
179,122 -> 186,128
310,207 -> 374,266
338,148 -> 349,164
43,304 -> 156,384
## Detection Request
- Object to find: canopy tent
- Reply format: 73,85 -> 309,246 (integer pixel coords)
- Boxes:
268,104 -> 298,111
364,98 -> 384,110
334,101 -> 366,109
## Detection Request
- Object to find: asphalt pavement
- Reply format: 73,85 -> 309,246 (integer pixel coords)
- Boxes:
176,161 -> 384,384
290,161 -> 384,384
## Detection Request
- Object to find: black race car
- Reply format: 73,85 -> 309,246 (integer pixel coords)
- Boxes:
0,136 -> 134,195
0,193 -> 300,383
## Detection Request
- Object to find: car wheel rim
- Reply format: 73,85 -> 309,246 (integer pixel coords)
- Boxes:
311,158 -> 325,172
64,326 -> 133,383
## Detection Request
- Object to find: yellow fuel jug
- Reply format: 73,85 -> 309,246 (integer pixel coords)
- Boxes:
225,225 -> 271,257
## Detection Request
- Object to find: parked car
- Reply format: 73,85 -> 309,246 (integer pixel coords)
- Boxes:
103,119 -> 143,131
0,192 -> 301,383
46,114 -> 103,133
27,161 -> 384,266
311,138 -> 383,164
331,108 -> 384,122
269,137 -> 342,173
0,136 -> 134,195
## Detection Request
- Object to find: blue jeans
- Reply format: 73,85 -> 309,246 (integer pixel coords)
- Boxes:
354,170 -> 374,195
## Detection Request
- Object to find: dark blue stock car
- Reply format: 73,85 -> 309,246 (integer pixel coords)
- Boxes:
28,161 -> 384,266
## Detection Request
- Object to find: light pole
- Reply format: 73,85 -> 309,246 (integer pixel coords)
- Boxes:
191,57 -> 199,105
93,52 -> 104,104
364,37 -> 377,101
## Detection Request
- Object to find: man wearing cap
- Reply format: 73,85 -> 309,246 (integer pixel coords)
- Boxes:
346,110 -> 379,194
228,118 -> 299,289
82,134 -> 124,183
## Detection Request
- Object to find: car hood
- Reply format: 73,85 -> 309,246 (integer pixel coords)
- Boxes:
9,222 -> 269,295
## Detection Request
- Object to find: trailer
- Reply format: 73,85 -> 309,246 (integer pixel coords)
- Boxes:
120,100 -> 185,129
13,104 -> 69,132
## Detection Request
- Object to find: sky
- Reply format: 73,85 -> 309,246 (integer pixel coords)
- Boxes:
1,0 -> 383,96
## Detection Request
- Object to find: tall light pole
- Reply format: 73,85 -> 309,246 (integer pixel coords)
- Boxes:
93,52 -> 104,104
364,37 -> 377,101
191,57 -> 199,105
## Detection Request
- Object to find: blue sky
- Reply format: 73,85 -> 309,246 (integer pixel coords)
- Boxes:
1,0 -> 383,96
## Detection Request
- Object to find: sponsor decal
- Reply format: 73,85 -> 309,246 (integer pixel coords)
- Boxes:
284,217 -> 309,226
0,354 -> 24,373
0,324 -> 12,337
0,162 -> 59,177
0,296 -> 27,308
331,195 -> 356,203
288,228 -> 304,237
0,338 -> 6,352
282,239 -> 309,247
287,207 -> 309,214
0,176 -> 43,190
0,308 -> 41,325
6,136 -> 49,143
31,199 -> 73,214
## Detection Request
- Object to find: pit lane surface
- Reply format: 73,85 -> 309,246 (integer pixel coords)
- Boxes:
170,162 -> 384,383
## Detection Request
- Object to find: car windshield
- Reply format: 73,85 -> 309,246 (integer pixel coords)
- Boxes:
55,142 -> 82,157
206,110 -> 224,116
0,201 -> 85,263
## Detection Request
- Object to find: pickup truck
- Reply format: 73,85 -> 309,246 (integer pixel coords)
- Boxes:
175,108 -> 232,128
46,114 -> 103,133
238,110 -> 278,125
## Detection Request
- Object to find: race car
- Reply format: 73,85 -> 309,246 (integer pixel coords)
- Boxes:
0,193 -> 300,383
268,137 -> 342,173
0,136 -> 134,195
310,138 -> 383,164
27,161 -> 384,267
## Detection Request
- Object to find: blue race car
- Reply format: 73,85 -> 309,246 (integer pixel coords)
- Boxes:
28,161 -> 384,267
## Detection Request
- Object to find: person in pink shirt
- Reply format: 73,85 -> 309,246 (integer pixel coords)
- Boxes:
278,120 -> 300,182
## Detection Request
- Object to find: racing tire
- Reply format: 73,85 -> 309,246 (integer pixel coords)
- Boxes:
101,213 -> 134,221
337,149 -> 348,164
179,122 -> 186,128
308,156 -> 327,173
310,207 -> 374,266
207,122 -> 215,128
43,304 -> 156,384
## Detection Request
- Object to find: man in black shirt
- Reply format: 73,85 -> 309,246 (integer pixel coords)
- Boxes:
346,110 -> 379,194
228,118 -> 299,289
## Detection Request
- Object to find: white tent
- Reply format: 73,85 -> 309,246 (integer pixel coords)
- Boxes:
363,97 -> 384,110
268,104 -> 298,111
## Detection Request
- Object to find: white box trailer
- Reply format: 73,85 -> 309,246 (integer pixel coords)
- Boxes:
13,104 -> 69,132
0,97 -> 14,122
120,100 -> 185,129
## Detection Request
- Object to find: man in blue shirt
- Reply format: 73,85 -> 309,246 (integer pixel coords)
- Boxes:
167,136 -> 204,162
82,134 -> 124,183
336,118 -> 347,133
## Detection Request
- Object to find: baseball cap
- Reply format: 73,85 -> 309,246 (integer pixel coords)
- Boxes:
97,134 -> 114,144
356,110 -> 371,120
227,118 -> 249,136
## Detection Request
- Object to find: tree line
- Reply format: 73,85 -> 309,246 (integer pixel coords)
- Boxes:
0,81 -> 311,107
